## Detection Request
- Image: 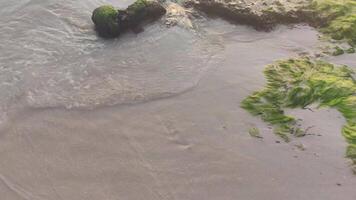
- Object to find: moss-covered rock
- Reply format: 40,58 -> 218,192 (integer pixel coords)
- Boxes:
241,58 -> 356,167
92,0 -> 166,38
310,0 -> 351,23
125,0 -> 167,28
127,0 -> 150,15
92,5 -> 120,37
184,0 -> 356,49
310,0 -> 356,46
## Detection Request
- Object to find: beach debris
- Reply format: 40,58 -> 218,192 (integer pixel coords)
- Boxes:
294,143 -> 306,151
248,127 -> 263,139
164,2 -> 194,28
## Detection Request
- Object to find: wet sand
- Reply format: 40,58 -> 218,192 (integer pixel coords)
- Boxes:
1,21 -> 355,199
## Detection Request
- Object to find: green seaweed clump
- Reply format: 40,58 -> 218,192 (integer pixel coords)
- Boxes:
241,58 -> 356,165
324,14 -> 356,45
311,0 -> 356,46
92,5 -> 120,37
346,47 -> 356,53
332,46 -> 345,56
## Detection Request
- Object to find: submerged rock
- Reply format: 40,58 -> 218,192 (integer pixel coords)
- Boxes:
241,58 -> 356,169
92,0 -> 166,38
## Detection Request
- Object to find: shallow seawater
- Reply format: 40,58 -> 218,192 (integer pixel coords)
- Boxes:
0,0 -> 222,122
1,1 -> 356,200
0,0 -> 327,122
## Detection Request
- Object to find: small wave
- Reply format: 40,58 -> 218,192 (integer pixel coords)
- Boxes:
0,1 -> 223,114
25,25 -> 222,109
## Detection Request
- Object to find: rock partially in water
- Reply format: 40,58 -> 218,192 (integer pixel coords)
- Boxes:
92,0 -> 166,38
185,0 -> 356,48
92,5 -> 121,38
184,0 -> 311,30
124,0 -> 167,30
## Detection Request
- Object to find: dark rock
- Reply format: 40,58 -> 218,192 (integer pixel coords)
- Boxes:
92,5 -> 121,38
92,0 -> 166,38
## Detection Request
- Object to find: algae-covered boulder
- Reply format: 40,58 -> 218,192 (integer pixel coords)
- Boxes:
92,0 -> 166,38
126,0 -> 166,24
92,5 -> 120,37
324,14 -> 356,45
310,0 -> 356,46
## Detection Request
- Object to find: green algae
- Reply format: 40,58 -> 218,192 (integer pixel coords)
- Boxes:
346,47 -> 356,53
241,58 -> 356,165
332,46 -> 345,56
92,5 -> 120,37
310,0 -> 356,46
310,0 -> 351,21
